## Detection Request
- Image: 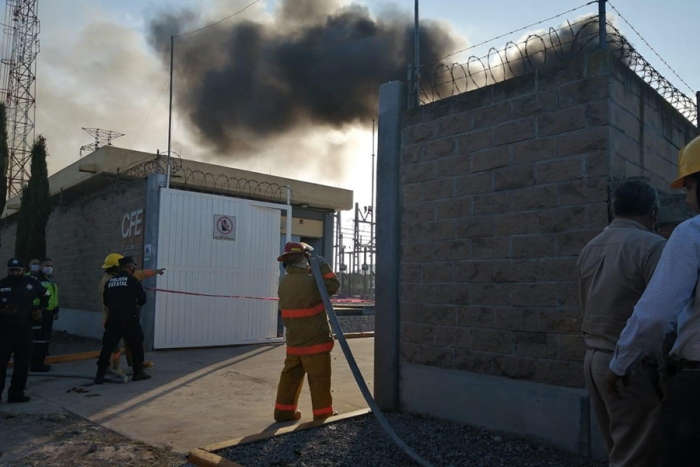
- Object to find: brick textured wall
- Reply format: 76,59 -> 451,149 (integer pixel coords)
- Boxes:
399,52 -> 617,388
399,50 -> 698,389
656,193 -> 695,239
0,177 -> 148,313
607,56 -> 697,191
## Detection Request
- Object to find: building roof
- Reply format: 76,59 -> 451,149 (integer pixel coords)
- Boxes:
5,146 -> 353,215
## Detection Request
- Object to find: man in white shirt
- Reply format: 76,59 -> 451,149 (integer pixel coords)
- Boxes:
608,134 -> 700,467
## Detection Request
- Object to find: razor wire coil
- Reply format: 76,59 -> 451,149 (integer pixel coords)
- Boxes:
416,15 -> 697,124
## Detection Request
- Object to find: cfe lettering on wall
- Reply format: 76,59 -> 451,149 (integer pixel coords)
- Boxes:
214,215 -> 236,241
121,209 -> 145,264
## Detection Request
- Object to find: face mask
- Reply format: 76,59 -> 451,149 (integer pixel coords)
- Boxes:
29,264 -> 40,272
43,267 -> 53,275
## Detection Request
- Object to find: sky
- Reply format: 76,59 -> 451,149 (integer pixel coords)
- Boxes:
14,0 -> 700,244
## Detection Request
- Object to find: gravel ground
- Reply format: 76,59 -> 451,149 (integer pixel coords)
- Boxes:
49,331 -> 102,355
336,315 -> 374,334
0,408 -> 187,467
220,413 -> 606,467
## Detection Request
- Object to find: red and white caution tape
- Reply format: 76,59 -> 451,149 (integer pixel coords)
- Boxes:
145,287 -> 374,306
145,287 -> 278,301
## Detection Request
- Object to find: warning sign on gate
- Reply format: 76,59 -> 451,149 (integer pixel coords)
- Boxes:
214,215 -> 236,241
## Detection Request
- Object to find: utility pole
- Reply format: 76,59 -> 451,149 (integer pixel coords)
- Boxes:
370,119 -> 376,297
598,0 -> 607,50
413,0 -> 420,108
166,35 -> 174,188
353,202 -> 360,295
696,91 -> 699,133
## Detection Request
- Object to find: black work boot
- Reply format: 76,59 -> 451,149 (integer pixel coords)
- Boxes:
132,371 -> 151,382
94,370 -> 106,385
7,392 -> 31,403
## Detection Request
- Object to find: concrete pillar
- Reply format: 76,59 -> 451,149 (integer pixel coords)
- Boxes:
374,81 -> 406,410
323,211 -> 335,268
141,173 -> 166,351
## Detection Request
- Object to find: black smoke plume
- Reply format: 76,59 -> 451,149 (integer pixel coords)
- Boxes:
148,1 -> 460,156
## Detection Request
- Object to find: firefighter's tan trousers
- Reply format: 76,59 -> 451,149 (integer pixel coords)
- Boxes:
274,352 -> 333,422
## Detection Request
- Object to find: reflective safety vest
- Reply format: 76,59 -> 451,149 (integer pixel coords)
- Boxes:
32,274 -> 59,311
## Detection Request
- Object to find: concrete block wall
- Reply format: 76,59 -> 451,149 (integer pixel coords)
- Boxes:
0,177 -> 148,318
607,55 -> 697,190
399,52 -> 615,389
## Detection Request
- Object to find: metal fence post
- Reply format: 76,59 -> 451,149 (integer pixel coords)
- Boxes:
696,91 -> 700,133
598,0 -> 607,50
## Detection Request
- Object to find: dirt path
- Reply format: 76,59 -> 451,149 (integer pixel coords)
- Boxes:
0,403 -> 188,467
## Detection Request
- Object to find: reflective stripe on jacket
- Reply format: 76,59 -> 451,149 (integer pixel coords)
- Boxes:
31,274 -> 59,311
279,262 -> 340,355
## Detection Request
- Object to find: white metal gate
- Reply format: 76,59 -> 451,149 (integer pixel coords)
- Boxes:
154,188 -> 283,349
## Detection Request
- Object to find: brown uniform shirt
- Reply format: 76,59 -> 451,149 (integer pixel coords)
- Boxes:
577,218 -> 666,351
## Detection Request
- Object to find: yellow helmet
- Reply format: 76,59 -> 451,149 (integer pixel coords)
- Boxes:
671,135 -> 700,189
102,253 -> 124,269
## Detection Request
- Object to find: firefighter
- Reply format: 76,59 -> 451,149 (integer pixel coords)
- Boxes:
99,253 -> 164,372
30,258 -> 60,372
95,256 -> 151,384
0,258 -> 50,403
273,242 -> 340,422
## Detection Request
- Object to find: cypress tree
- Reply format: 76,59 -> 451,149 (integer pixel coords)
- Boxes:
15,136 -> 51,261
0,104 -> 8,235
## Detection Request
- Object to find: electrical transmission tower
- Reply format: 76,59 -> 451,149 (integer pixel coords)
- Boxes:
1,0 -> 40,197
79,127 -> 125,157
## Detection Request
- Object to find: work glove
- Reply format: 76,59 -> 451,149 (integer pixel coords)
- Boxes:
157,268 -> 166,275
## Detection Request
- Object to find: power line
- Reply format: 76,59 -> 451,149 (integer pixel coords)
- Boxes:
435,0 -> 597,63
131,80 -> 168,147
607,1 -> 695,96
176,0 -> 262,38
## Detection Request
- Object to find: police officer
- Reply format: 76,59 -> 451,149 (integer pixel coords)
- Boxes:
99,253 -> 162,372
95,256 -> 151,384
30,258 -> 60,372
0,258 -> 50,403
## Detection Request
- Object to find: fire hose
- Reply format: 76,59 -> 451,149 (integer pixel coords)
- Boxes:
309,256 -> 433,467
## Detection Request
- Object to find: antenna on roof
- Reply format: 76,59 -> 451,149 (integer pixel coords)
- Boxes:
79,128 -> 125,158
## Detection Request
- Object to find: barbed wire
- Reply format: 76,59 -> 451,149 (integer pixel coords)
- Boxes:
606,22 -> 697,122
435,0 -> 597,63
117,153 -> 287,203
416,14 -> 697,124
607,1 -> 695,96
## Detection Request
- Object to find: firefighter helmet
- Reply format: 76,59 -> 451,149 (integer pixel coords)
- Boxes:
277,242 -> 313,262
102,253 -> 124,269
671,135 -> 700,189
